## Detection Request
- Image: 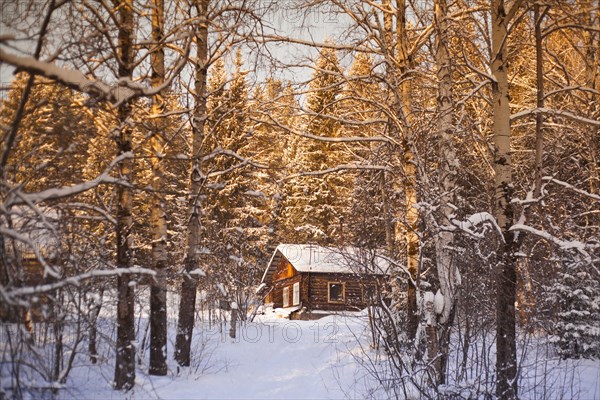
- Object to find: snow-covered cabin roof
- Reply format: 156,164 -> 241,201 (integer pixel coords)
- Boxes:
261,244 -> 390,283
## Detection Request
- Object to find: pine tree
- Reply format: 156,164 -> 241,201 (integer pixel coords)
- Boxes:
202,50 -> 269,320
247,79 -> 300,254
0,75 -> 96,192
340,52 -> 389,249
281,46 -> 350,244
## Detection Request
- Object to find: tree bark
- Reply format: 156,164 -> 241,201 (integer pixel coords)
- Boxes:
433,0 -> 459,385
533,4 -> 546,198
396,0 -> 419,343
175,0 -> 209,367
384,0 -> 419,344
114,0 -> 136,391
149,0 -> 168,376
229,306 -> 238,339
380,172 -> 394,254
491,1 -> 520,398
585,0 -> 599,194
88,289 -> 103,364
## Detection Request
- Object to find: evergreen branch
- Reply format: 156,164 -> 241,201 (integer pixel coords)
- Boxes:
0,32 -> 191,107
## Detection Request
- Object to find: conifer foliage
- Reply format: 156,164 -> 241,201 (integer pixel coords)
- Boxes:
547,262 -> 600,359
202,51 -> 270,314
281,46 -> 350,244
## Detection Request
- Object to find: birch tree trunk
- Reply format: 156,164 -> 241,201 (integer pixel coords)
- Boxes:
396,0 -> 419,343
149,0 -> 168,376
88,289 -> 103,364
432,0 -> 459,384
175,0 -> 209,367
114,0 -> 136,390
491,1 -> 521,398
384,0 -> 419,343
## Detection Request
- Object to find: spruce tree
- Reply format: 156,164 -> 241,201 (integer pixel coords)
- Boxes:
339,53 -> 389,249
546,257 -> 600,359
202,51 -> 269,318
0,75 -> 96,192
281,46 -> 350,244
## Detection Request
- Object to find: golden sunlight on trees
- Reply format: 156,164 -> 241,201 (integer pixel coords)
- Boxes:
0,0 -> 598,399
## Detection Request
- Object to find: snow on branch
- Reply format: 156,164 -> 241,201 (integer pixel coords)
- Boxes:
6,152 -> 133,207
294,127 -> 392,144
254,35 -> 375,53
0,267 -> 156,303
543,177 -> 600,201
57,203 -> 117,225
202,147 -> 268,170
374,253 -> 416,288
253,112 -> 393,144
544,85 -> 600,99
203,151 -> 269,180
509,224 -> 593,261
0,39 -> 190,107
451,212 -> 504,240
510,107 -> 600,127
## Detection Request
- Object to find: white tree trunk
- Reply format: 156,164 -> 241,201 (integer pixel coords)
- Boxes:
491,1 -> 521,398
432,0 -> 460,385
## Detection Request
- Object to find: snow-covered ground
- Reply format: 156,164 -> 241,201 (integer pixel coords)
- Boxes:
4,291 -> 599,399
60,310 -> 379,399
53,307 -> 600,400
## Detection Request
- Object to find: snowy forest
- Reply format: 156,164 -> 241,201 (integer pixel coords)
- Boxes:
0,0 -> 598,399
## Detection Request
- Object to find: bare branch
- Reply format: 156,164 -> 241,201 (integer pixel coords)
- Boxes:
510,107 -> 600,127
0,35 -> 191,107
543,177 -> 600,201
283,163 -> 391,180
1,267 -> 157,302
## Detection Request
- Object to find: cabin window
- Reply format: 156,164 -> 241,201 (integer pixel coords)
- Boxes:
293,282 -> 300,305
328,282 -> 345,303
283,286 -> 289,307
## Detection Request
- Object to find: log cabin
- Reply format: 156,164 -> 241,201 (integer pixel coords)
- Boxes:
259,244 -> 390,319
